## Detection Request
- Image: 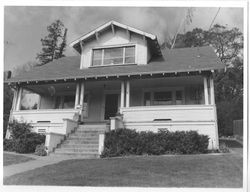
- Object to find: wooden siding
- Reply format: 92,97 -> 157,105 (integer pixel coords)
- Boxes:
12,109 -> 79,124
120,105 -> 215,122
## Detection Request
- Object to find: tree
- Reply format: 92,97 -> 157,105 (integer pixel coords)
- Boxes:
36,20 -> 67,66
161,24 -> 243,136
3,83 -> 13,138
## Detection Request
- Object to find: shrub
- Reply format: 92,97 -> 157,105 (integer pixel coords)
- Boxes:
219,142 -> 230,153
8,120 -> 32,140
101,128 -> 209,157
3,139 -> 16,151
15,133 -> 45,153
6,120 -> 46,153
35,144 -> 47,156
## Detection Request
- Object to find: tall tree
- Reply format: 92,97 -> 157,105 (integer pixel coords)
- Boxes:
36,20 -> 67,66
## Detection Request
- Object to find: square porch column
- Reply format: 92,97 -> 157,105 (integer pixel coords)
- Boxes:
125,81 -> 130,107
120,81 -> 125,108
210,76 -> 215,105
15,87 -> 23,111
79,82 -> 85,107
11,88 -> 18,111
79,81 -> 85,121
203,77 -> 209,105
74,82 -> 80,108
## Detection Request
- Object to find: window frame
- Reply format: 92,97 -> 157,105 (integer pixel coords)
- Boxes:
142,87 -> 185,106
91,44 -> 136,67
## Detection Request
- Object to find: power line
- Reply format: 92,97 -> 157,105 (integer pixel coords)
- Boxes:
209,8 -> 221,30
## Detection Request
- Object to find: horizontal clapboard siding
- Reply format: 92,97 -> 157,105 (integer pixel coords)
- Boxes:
120,105 -> 215,122
12,109 -> 79,124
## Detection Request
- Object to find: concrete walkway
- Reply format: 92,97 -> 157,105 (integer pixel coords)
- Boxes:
3,153 -> 81,178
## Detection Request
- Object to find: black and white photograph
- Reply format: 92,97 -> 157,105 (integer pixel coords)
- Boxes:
2,0 -> 248,190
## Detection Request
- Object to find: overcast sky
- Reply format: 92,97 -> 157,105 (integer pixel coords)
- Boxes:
4,6 -> 243,71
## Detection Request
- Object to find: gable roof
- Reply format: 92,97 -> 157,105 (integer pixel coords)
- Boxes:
69,20 -> 162,57
70,20 -> 157,47
6,46 -> 225,84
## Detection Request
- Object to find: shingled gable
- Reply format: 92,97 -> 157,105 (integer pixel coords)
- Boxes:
6,46 -> 225,83
69,20 -> 162,57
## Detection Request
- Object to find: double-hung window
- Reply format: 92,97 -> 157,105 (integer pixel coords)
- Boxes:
92,46 -> 135,66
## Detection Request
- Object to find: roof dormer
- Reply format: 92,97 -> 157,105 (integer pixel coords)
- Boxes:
69,21 -> 162,69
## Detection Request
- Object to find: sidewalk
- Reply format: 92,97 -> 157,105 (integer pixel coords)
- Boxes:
3,153 -> 77,178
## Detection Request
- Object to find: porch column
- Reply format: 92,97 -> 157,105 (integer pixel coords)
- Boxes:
203,76 -> 209,105
120,81 -> 125,108
210,76 -> 215,105
79,81 -> 85,106
11,88 -> 18,111
79,82 -> 85,121
125,81 -> 130,107
15,87 -> 23,111
74,83 -> 80,108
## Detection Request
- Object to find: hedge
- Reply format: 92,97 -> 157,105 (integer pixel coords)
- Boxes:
101,129 -> 209,157
4,120 -> 46,154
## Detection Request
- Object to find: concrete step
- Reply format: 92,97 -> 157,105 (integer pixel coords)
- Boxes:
51,152 -> 99,158
67,135 -> 99,140
77,128 -> 107,132
61,144 -> 99,148
55,148 -> 98,153
70,133 -> 100,137
63,140 -> 99,144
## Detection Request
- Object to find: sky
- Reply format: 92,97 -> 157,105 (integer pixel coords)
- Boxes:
4,6 -> 243,71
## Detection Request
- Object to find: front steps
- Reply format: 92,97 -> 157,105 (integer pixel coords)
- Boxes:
52,123 -> 107,158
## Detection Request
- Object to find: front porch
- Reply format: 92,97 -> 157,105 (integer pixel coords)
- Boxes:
9,74 -> 218,149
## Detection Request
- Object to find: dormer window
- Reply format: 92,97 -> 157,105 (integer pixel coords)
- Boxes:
92,45 -> 135,66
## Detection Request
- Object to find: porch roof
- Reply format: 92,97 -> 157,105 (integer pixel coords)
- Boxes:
6,46 -> 225,83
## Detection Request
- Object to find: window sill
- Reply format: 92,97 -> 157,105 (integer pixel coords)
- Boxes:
88,63 -> 137,68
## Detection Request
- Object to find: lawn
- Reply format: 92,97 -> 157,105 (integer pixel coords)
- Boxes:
4,154 -> 242,187
3,153 -> 35,166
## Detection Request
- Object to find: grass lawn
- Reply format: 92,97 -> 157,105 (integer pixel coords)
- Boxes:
3,153 -> 35,166
4,154 -> 242,187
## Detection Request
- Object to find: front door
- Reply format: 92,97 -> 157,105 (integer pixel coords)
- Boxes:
104,94 -> 119,120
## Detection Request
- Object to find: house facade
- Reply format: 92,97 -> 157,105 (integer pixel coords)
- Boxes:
6,21 -> 225,155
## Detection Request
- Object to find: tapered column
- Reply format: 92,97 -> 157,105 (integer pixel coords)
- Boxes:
203,77 -> 209,105
16,87 -> 23,111
74,83 -> 80,108
125,81 -> 130,107
210,77 -> 215,105
120,81 -> 125,108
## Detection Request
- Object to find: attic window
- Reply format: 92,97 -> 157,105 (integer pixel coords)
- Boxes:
92,46 -> 135,66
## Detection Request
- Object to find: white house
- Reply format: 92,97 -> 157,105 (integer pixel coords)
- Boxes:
6,21 -> 225,156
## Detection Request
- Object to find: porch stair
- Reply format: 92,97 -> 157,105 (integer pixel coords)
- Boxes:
52,123 -> 108,158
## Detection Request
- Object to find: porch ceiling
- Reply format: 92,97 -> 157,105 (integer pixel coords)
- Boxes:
6,46 -> 225,84
23,82 -> 76,95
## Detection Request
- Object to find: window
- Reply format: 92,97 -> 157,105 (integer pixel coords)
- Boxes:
143,92 -> 151,106
55,95 -> 75,109
153,91 -> 173,105
20,89 -> 40,110
92,46 -> 135,66
176,90 -> 183,105
143,89 -> 184,106
63,95 -> 75,109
